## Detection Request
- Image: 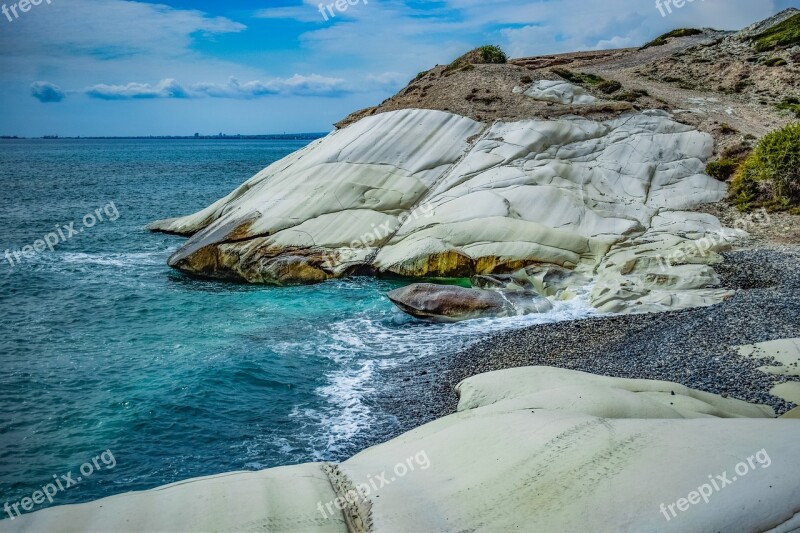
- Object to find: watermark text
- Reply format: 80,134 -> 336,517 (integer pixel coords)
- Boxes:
4,450 -> 116,520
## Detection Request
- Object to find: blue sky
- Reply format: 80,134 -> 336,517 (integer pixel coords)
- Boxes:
0,0 -> 796,136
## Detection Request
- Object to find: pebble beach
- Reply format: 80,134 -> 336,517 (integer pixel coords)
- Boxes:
375,244 -> 800,442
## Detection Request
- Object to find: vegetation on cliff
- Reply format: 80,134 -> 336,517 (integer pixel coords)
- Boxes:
706,159 -> 741,181
776,97 -> 800,118
730,122 -> 800,213
642,28 -> 703,49
445,45 -> 508,74
551,68 -> 605,86
750,13 -> 800,51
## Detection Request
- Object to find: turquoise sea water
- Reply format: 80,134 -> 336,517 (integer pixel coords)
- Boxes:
0,139 -> 594,514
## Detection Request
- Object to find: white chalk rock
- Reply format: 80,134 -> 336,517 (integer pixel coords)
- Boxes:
455,366 -> 774,418
2,464 -> 347,533
151,107 -> 733,313
8,368 -> 798,533
738,338 -> 800,404
522,80 -> 598,104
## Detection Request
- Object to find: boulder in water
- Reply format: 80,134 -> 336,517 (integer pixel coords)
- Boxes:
387,283 -> 553,322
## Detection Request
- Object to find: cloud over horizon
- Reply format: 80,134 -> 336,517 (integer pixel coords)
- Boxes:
4,0 -> 797,136
30,82 -> 66,103
31,74 -> 359,102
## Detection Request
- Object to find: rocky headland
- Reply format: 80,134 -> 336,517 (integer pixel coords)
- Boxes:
9,9 -> 800,532
149,9 -> 800,321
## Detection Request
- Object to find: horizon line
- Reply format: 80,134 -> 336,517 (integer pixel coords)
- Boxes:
0,132 -> 331,140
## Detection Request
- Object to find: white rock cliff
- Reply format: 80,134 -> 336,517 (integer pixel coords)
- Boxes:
151,88 -> 736,314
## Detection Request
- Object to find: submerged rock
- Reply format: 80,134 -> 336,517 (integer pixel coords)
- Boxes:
387,283 -> 553,322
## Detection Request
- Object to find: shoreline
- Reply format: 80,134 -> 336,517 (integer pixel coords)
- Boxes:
413,244 -> 800,421
372,242 -> 800,445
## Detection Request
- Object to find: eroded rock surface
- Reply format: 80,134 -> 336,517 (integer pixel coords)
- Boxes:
152,105 -> 736,314
516,80 -> 598,104
9,367 -> 799,532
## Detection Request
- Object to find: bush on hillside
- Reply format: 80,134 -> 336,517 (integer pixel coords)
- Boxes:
642,28 -> 703,49
750,13 -> 800,52
597,80 -> 623,94
706,159 -> 740,181
550,68 -> 605,85
444,45 -> 508,75
775,97 -> 800,118
764,56 -> 788,67
473,45 -> 508,64
729,122 -> 800,213
612,89 -> 649,102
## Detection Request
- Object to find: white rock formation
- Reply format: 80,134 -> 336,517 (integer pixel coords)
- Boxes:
151,104 -> 736,314
738,338 -> 800,404
518,80 -> 598,104
739,338 -> 800,377
9,367 -> 799,532
456,366 -> 775,418
1,464 -> 346,533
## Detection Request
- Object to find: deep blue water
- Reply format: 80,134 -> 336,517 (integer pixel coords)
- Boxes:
0,139 -> 593,516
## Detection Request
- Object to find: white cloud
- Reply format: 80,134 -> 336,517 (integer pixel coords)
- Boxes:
269,74 -> 347,96
494,0 -> 779,57
3,0 -> 791,135
253,5 -> 322,23
0,0 -> 249,85
52,75 -> 347,101
364,72 -> 410,91
85,79 -> 191,100
594,36 -> 637,50
30,81 -> 67,103
0,0 -> 245,60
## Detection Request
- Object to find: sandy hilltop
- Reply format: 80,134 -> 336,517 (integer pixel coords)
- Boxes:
8,9 -> 800,533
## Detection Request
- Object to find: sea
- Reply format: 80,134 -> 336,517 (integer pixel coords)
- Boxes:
0,138 -> 594,513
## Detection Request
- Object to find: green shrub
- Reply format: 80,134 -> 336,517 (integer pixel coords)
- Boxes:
475,45 -> 507,64
642,28 -> 703,49
775,97 -> 800,118
733,80 -> 751,93
706,159 -> 740,181
729,122 -> 800,212
612,89 -> 649,102
764,56 -> 788,67
722,143 -> 753,160
443,59 -> 474,75
597,80 -> 622,94
750,13 -> 800,52
444,45 -> 507,75
551,68 -> 604,86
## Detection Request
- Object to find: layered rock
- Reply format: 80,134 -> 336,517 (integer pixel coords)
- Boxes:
9,367 -> 800,532
152,99 -> 736,314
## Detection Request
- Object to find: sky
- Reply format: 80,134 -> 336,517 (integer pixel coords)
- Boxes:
0,0 -> 797,136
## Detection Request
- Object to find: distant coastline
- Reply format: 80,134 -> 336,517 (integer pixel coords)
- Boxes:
0,133 -> 330,140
